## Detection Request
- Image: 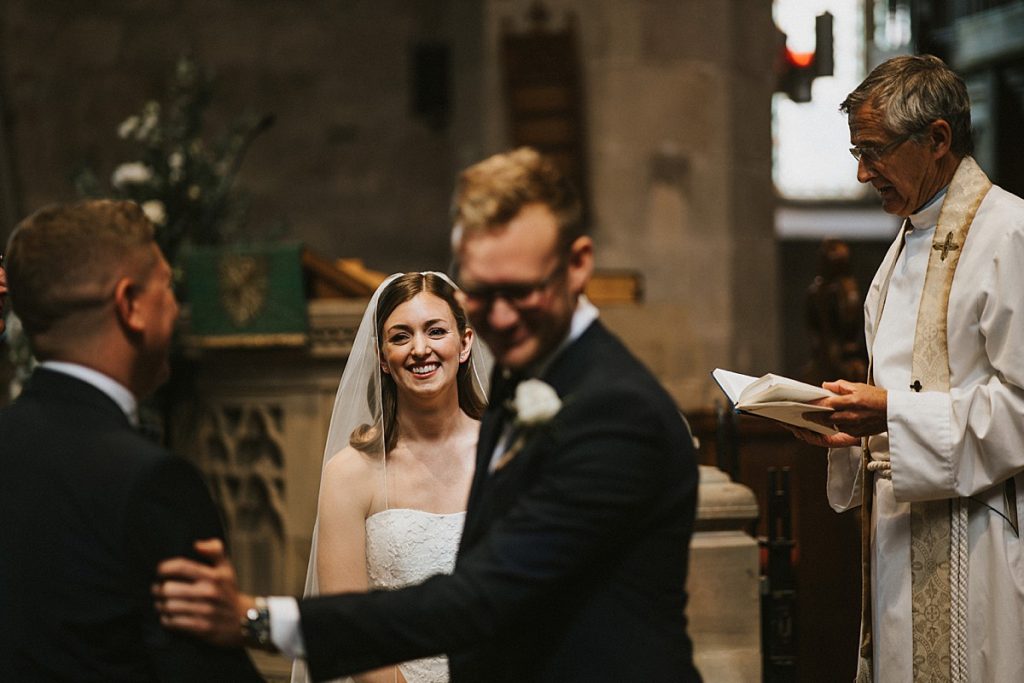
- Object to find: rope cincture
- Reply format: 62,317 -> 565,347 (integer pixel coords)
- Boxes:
950,498 -> 969,683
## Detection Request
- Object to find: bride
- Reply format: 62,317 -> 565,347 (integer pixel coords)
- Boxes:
293,272 -> 489,683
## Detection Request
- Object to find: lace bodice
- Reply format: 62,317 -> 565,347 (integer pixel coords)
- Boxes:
364,508 -> 465,683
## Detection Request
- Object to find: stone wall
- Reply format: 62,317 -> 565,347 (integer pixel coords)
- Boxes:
481,0 -> 779,407
1,0 -> 477,272
1,0 -> 778,407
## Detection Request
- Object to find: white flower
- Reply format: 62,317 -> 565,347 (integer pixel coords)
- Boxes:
117,115 -> 140,139
168,152 -> 185,183
136,101 -> 160,140
141,200 -> 166,226
111,162 -> 153,188
513,379 -> 562,427
187,184 -> 202,200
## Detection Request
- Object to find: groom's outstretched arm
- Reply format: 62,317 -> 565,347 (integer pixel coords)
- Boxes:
157,377 -> 693,680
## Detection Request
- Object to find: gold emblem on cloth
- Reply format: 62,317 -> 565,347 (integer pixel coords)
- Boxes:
218,253 -> 269,327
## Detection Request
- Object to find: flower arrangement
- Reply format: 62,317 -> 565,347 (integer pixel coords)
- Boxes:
6,56 -> 275,401
73,55 -> 274,268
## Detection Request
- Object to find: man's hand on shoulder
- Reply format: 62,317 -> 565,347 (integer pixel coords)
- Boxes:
154,538 -> 254,648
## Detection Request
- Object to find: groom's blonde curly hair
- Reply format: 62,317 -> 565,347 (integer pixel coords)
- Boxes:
451,147 -> 584,254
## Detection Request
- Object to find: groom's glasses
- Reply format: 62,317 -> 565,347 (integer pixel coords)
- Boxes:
458,261 -> 566,311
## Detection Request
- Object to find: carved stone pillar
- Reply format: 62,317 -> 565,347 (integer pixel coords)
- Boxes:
688,465 -> 762,682
170,299 -> 367,597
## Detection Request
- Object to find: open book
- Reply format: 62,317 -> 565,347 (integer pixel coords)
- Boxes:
711,368 -> 840,435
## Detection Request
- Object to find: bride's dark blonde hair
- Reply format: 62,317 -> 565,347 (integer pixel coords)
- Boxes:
349,272 -> 486,453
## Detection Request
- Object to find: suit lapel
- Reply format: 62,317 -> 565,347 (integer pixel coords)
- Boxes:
462,367 -> 514,545
532,320 -> 604,401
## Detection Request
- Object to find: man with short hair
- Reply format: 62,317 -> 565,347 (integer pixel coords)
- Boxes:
156,148 -> 702,682
792,55 -> 1024,681
0,199 -> 262,682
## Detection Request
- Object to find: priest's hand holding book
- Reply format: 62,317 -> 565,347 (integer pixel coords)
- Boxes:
812,379 -> 887,438
787,380 -> 887,448
712,369 -> 886,448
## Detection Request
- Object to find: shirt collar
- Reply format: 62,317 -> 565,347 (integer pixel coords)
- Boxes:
39,361 -> 139,425
908,185 -> 948,231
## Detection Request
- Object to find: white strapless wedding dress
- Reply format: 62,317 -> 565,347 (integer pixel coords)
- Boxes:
297,509 -> 465,683
359,508 -> 465,683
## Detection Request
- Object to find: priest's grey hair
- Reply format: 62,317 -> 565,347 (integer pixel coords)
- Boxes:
840,54 -> 973,157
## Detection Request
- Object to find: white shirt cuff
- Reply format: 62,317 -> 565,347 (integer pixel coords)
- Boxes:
267,596 -> 306,658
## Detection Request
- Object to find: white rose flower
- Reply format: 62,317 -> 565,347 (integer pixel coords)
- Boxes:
141,200 -> 167,226
111,162 -> 153,189
513,379 -> 562,427
117,115 -> 140,139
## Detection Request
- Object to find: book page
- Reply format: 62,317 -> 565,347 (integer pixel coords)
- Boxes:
712,368 -> 840,435
710,368 -> 758,405
740,373 -> 835,404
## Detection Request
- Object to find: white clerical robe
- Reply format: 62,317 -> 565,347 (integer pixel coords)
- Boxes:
827,182 -> 1024,682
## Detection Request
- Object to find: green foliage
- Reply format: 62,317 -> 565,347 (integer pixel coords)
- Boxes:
73,55 -> 274,267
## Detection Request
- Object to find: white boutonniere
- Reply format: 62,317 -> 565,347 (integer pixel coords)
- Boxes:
512,379 -> 562,427
494,380 -> 562,472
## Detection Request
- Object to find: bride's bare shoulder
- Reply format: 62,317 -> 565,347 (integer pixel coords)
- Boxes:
321,444 -> 383,491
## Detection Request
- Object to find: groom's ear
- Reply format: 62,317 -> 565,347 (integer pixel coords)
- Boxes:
566,235 -> 594,297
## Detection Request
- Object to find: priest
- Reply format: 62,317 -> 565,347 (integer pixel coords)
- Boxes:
791,55 -> 1024,682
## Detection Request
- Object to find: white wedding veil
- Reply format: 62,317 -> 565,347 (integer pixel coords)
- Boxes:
291,272 -> 490,683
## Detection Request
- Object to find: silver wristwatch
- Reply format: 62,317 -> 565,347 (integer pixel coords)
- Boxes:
240,596 -> 272,649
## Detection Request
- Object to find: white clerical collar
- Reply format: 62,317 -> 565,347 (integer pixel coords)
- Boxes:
908,186 -> 948,231
39,361 -> 139,425
522,294 -> 599,379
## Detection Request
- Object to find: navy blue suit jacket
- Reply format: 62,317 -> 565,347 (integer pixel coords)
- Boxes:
299,321 -> 701,682
0,368 -> 262,682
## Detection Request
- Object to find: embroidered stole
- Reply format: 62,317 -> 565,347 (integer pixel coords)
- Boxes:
856,156 -> 991,683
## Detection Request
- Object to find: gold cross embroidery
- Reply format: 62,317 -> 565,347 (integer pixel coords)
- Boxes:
934,231 -> 960,261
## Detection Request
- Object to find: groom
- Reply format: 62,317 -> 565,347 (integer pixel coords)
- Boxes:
157,148 -> 702,682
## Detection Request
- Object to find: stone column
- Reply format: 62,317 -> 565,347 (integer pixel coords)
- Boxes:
477,0 -> 778,411
688,465 -> 762,682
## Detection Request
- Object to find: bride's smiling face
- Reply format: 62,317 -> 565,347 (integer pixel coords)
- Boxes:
380,292 -> 473,401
